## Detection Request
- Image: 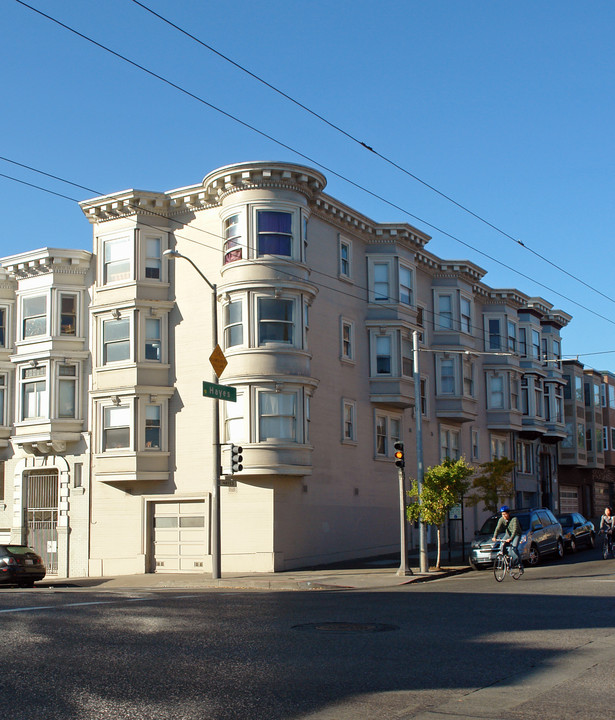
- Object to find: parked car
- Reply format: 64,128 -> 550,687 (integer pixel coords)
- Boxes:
557,513 -> 595,552
469,508 -> 564,569
0,545 -> 46,587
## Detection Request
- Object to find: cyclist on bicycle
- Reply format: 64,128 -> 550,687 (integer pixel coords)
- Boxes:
600,506 -> 614,553
492,506 -> 523,570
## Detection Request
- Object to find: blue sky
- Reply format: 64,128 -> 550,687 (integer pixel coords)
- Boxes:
2,1 -> 614,370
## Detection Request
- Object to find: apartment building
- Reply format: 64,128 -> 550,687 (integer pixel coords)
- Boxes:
0,161 -> 571,576
558,362 -> 615,517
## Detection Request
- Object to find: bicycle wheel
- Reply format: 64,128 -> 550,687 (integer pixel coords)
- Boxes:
510,562 -> 523,580
493,554 -> 506,582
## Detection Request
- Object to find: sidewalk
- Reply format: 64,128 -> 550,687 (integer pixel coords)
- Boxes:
42,555 -> 472,592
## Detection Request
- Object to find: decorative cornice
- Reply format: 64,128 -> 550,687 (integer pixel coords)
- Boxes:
1,249 -> 91,278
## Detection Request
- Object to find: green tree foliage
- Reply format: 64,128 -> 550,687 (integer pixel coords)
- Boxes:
466,457 -> 516,514
406,457 -> 474,569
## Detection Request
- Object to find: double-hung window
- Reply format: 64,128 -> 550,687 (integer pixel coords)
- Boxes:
490,435 -> 507,460
519,328 -> 527,357
103,317 -> 130,364
0,307 -> 6,347
224,214 -> 243,264
343,400 -> 356,442
257,211 -> 292,257
145,405 -> 161,449
488,318 -> 502,350
460,297 -> 472,334
463,358 -> 474,397
437,294 -> 453,330
21,366 -> 47,420
341,319 -> 354,361
531,330 -> 541,359
259,392 -> 296,441
23,295 -> 47,338
440,427 -> 460,460
103,405 -> 130,450
401,337 -> 413,377
225,391 -> 245,444
339,238 -> 351,279
103,237 -> 131,284
145,237 -> 162,279
0,373 -> 6,425
373,263 -> 390,302
145,318 -> 161,361
439,357 -> 456,395
60,294 -> 77,336
58,364 -> 77,418
489,373 -> 505,409
399,265 -> 413,306
375,335 -> 392,375
258,297 -> 294,345
507,320 -> 516,352
224,300 -> 243,348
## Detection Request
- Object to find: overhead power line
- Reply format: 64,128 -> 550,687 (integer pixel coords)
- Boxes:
8,2 -> 615,325
128,0 -> 615,307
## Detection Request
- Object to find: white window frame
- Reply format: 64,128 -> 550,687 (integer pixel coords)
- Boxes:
102,314 -> 132,366
401,336 -> 413,377
372,261 -> 392,303
0,373 -> 6,426
144,316 -> 162,363
251,205 -> 300,260
57,363 -> 78,419
339,236 -> 352,280
143,234 -> 163,281
490,434 -> 508,460
436,355 -> 457,396
399,263 -> 414,307
370,332 -> 394,376
144,403 -> 162,450
101,233 -> 133,285
224,388 -> 247,444
463,357 -> 474,398
224,297 -> 245,350
374,411 -> 402,458
20,364 -> 48,421
21,293 -> 48,340
485,316 -> 503,352
340,317 -> 354,362
101,402 -> 132,452
257,389 -> 299,443
0,305 -> 8,349
440,426 -> 460,461
342,399 -> 357,443
255,293 -> 298,348
487,372 -> 506,409
435,293 -> 454,330
58,292 -> 79,337
223,212 -> 244,265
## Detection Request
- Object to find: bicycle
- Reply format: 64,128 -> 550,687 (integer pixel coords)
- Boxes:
493,544 -> 524,582
601,530 -> 613,559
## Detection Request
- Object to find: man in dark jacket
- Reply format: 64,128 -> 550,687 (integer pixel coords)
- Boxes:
492,506 -> 522,569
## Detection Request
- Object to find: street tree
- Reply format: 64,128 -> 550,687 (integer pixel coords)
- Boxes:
406,457 -> 474,569
466,457 -> 516,514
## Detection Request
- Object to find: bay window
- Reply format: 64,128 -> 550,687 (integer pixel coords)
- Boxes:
373,263 -> 390,302
438,357 -> 456,395
224,300 -> 244,348
375,335 -> 392,375
145,405 -> 161,449
488,373 -> 505,409
258,297 -> 294,345
224,214 -> 243,264
399,265 -> 413,306
103,236 -> 131,284
103,405 -> 130,450
225,390 -> 245,444
259,391 -> 296,441
58,365 -> 77,418
437,294 -> 453,330
60,294 -> 77,336
487,318 -> 502,351
0,373 -> 5,425
0,307 -> 6,347
145,318 -> 161,361
23,295 -> 47,338
507,320 -> 517,352
145,237 -> 162,279
257,211 -> 292,257
460,297 -> 472,334
103,317 -> 130,364
21,366 -> 47,420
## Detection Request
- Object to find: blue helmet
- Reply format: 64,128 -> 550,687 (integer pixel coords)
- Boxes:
499,505 -> 510,513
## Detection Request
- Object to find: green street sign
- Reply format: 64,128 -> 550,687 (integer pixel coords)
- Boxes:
202,381 -> 237,402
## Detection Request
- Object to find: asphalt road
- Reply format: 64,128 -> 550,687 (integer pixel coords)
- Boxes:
1,550 -> 614,720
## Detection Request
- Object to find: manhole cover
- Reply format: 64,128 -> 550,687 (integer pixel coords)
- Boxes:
292,622 -> 398,633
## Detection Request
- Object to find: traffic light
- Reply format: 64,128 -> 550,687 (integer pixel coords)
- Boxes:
230,444 -> 243,474
394,441 -> 405,468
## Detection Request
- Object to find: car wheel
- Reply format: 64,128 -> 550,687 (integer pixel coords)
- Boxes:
569,537 -> 577,553
589,533 -> 596,549
554,539 -> 564,560
528,544 -> 540,566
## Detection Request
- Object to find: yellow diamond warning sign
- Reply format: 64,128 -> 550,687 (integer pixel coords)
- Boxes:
209,344 -> 228,378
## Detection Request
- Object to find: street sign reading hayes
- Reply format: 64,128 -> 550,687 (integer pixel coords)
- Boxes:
202,380 -> 237,402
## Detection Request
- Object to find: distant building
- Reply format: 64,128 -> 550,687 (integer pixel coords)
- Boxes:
0,161 -> 571,576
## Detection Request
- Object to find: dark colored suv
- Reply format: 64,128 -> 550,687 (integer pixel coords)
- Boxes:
469,508 -> 564,569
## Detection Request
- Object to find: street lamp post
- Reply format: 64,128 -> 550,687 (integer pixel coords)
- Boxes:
163,249 -> 222,580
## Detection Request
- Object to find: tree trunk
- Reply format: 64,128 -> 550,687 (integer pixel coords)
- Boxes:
436,525 -> 442,569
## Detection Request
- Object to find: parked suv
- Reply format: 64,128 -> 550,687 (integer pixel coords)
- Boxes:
469,508 -> 564,569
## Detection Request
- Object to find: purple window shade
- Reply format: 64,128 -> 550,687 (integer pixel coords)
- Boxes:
258,211 -> 291,233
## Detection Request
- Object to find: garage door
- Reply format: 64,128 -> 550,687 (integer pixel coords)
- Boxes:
152,501 -> 208,573
559,486 -> 579,514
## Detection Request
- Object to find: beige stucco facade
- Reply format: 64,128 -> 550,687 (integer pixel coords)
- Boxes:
0,161 -> 572,576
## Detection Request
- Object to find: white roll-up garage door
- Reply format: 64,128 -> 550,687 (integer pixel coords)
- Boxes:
559,486 -> 579,514
152,501 -> 207,572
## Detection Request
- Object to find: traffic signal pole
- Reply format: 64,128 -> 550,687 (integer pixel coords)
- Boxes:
414,330 -> 429,573
395,445 -> 412,576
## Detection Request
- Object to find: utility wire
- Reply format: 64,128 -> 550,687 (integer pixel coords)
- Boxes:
4,154 -> 615,346
128,0 -> 615,307
8,2 -> 615,325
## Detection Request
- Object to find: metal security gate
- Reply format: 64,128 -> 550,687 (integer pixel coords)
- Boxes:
24,470 -> 59,574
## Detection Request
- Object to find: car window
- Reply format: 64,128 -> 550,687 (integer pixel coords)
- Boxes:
558,514 -> 573,526
530,513 -> 542,530
544,509 -> 558,525
479,517 -> 498,535
537,510 -> 553,527
511,513 -> 530,531
6,545 -> 35,556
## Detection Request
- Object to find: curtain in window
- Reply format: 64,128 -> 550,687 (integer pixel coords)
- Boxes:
257,211 -> 292,256
259,392 -> 296,440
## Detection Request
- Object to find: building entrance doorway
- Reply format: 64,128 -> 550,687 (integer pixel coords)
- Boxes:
24,470 -> 59,574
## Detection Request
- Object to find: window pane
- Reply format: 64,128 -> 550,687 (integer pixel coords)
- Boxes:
104,427 -> 130,450
104,405 -> 130,428
258,299 -> 293,344
58,379 -> 76,418
257,211 -> 292,257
